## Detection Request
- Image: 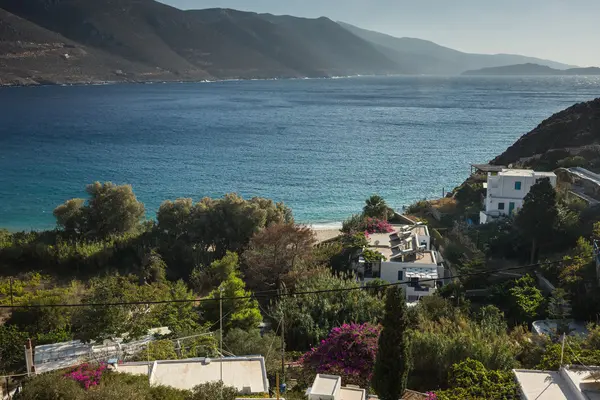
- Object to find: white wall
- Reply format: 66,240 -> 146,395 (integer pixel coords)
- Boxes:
484,172 -> 557,220
378,261 -> 438,300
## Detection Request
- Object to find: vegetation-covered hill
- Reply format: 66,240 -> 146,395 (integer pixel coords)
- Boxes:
0,0 -> 578,85
491,98 -> 600,171
0,0 -> 399,85
463,63 -> 600,76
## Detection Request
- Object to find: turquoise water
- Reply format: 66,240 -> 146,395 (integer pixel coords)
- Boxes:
1,76 -> 599,231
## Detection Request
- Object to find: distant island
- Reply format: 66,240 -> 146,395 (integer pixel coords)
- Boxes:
0,0 -> 579,86
462,63 -> 600,76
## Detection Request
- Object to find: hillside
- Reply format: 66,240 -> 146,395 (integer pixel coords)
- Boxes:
0,0 -> 579,85
463,63 -> 600,76
491,98 -> 600,171
0,1 -> 400,85
338,22 -> 576,75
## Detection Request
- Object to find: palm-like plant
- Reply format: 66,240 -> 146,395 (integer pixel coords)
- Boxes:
363,195 -> 391,220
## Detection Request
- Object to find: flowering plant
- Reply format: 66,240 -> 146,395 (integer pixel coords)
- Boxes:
426,392 -> 438,400
299,323 -> 381,388
64,362 -> 107,389
362,218 -> 394,234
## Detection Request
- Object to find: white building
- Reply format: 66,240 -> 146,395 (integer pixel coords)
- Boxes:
480,169 -> 557,224
114,356 -> 269,394
356,223 -> 442,303
307,374 -> 366,400
514,366 -> 600,399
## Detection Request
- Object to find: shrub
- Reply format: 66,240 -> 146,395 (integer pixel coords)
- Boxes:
362,218 -> 394,234
188,381 -> 238,400
16,372 -> 84,400
436,359 -> 519,400
299,323 -> 381,388
64,363 -> 108,390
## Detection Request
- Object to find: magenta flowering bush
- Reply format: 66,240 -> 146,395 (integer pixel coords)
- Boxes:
299,323 -> 381,388
426,392 -> 438,400
64,362 -> 107,389
362,218 -> 394,234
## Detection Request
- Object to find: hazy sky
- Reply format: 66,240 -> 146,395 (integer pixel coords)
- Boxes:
160,0 -> 600,66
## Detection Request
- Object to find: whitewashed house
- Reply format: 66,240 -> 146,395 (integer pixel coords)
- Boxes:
479,169 -> 557,224
356,223 -> 443,303
307,374 -> 365,400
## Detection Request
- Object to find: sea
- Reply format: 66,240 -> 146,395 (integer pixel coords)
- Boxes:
1,76 -> 599,231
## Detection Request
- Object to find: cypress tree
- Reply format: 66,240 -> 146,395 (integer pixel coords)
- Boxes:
372,286 -> 410,400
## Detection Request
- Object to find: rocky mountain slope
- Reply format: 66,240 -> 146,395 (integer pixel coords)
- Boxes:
0,0 -> 578,85
337,22 -> 576,75
0,0 -> 399,85
491,98 -> 600,171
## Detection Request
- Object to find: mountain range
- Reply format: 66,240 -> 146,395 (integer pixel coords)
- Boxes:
0,0 -> 579,86
462,63 -> 600,76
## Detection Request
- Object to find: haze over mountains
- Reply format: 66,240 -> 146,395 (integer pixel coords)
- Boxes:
0,0 -> 581,85
462,63 -> 600,76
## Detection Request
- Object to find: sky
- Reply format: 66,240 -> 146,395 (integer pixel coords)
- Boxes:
160,0 -> 600,66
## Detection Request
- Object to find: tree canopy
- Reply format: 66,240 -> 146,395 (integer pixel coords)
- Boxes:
200,256 -> 262,331
515,177 -> 558,263
243,223 -> 316,292
272,269 -> 383,350
363,195 -> 393,220
54,182 -> 145,238
372,286 -> 410,400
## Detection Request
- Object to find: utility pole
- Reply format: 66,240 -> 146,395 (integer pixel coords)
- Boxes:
279,282 -> 286,391
219,286 -> 224,393
281,313 -> 285,385
219,287 -> 224,358
560,333 -> 566,368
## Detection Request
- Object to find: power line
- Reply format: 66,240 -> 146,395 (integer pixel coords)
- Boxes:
0,257 -> 589,309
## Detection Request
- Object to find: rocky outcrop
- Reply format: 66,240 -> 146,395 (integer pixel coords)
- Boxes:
491,98 -> 600,171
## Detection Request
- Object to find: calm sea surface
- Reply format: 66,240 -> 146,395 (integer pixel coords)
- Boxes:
1,76 -> 599,231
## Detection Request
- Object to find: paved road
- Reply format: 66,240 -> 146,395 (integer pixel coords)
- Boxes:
569,167 -> 600,186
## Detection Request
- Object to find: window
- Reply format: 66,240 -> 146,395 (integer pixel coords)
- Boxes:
515,181 -> 522,190
498,202 -> 505,210
397,270 -> 404,281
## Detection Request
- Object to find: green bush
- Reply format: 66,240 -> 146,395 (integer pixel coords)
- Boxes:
15,372 -> 84,400
187,381 -> 238,400
435,359 -> 519,400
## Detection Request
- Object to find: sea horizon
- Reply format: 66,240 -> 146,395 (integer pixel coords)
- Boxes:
1,75 -> 599,232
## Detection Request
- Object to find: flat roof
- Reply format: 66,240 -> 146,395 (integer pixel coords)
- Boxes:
412,252 -> 436,264
339,387 -> 366,400
565,368 -> 600,399
471,164 -> 506,172
118,357 -> 268,394
33,327 -> 172,374
499,169 -> 556,178
513,370 -> 572,400
310,374 -> 341,396
386,250 -> 436,265
367,233 -> 395,246
532,320 -> 588,336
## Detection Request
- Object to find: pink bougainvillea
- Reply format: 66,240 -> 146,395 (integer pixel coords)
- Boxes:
426,392 -> 438,400
299,323 -> 381,388
64,363 -> 107,390
363,218 -> 394,234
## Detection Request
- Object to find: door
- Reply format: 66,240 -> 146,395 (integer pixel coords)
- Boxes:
509,202 -> 515,215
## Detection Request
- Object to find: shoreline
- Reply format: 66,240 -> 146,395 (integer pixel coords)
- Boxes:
1,221 -> 344,233
0,73 -> 384,89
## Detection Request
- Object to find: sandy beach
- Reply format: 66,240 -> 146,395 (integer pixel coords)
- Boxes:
311,226 -> 342,243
